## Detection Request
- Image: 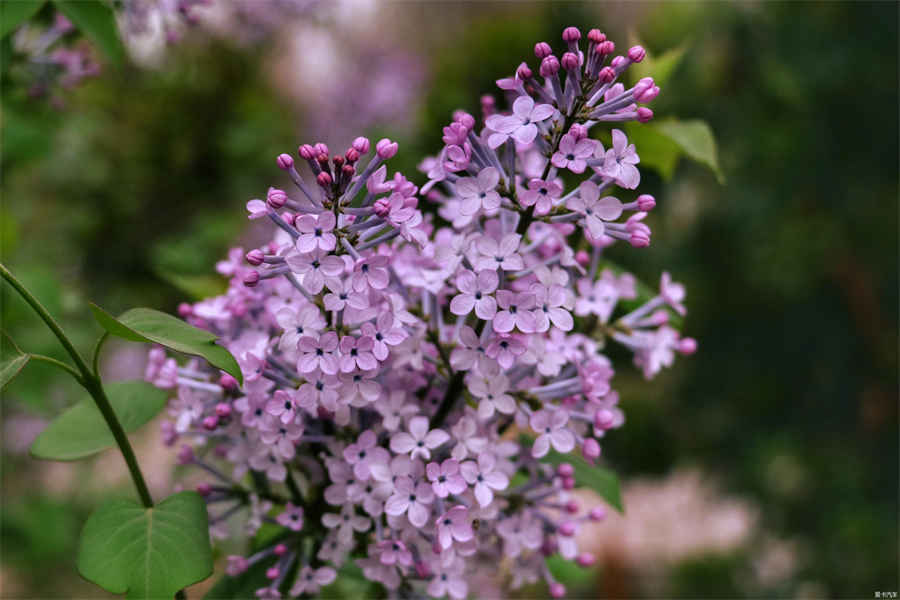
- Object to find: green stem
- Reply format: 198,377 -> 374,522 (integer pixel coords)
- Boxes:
91,332 -> 109,377
28,354 -> 82,380
0,263 -> 154,508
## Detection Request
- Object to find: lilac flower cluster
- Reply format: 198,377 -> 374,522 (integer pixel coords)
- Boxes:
149,26 -> 695,598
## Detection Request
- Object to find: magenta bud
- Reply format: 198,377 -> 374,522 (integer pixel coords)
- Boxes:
638,85 -> 660,103
317,172 -> 333,188
565,500 -> 580,514
480,94 -> 495,108
202,415 -> 218,430
196,482 -> 212,496
265,567 -> 279,580
589,506 -> 607,521
373,196 -> 391,218
557,462 -> 574,477
594,408 -> 616,430
637,107 -> 654,123
345,148 -> 360,163
576,553 -> 596,567
342,164 -> 355,178
561,52 -> 580,71
562,27 -> 581,42
562,476 -> 576,490
177,302 -> 192,317
177,444 -> 194,465
611,55 -> 625,69
637,194 -> 656,211
276,153 -> 293,170
678,338 -> 698,355
650,309 -> 670,325
457,112 -> 476,130
516,62 -> 533,80
243,270 -> 260,287
215,402 -> 232,417
598,40 -> 615,55
583,437 -> 601,461
298,144 -> 316,160
549,582 -> 566,599
575,250 -> 590,267
540,55 -> 560,77
598,67 -> 616,83
376,138 -> 399,159
558,521 -> 576,537
569,123 -> 588,140
628,45 -> 646,62
273,543 -> 288,556
246,249 -> 264,266
534,41 -> 552,59
219,373 -> 238,389
352,136 -> 370,153
588,29 -> 606,44
332,155 -> 344,168
281,212 -> 296,227
313,142 -> 329,156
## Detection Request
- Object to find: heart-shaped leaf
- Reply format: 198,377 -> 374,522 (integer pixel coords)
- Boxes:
30,380 -> 168,461
540,448 -> 624,513
654,118 -> 725,183
0,353 -> 30,389
52,0 -> 125,65
0,0 -> 45,38
91,304 -> 242,384
77,491 -> 213,599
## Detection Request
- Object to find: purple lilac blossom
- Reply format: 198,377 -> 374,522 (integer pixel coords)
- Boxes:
150,26 -> 696,598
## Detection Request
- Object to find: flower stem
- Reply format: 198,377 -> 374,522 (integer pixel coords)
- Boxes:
0,263 -> 154,508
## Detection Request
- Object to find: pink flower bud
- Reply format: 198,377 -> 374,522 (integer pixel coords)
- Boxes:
373,196 -> 391,218
457,112 -> 476,130
576,553 -> 596,567
375,138 -> 398,159
267,188 -> 286,209
557,463 -> 574,477
628,45 -> 646,62
569,123 -> 588,140
313,142 -> 329,156
219,373 -> 237,389
345,148 -> 360,163
549,582 -> 566,599
516,62 -> 533,80
562,476 -> 575,490
342,164 -> 355,179
558,521 -> 576,536
588,29 -> 606,44
215,402 -> 232,417
598,66 -> 616,83
298,144 -> 316,160
273,543 -> 288,556
575,250 -> 590,267
650,309 -> 670,325
611,55 -> 625,69
589,506 -> 607,521
562,27 -> 581,42
246,249 -> 264,266
582,437 -> 601,461
678,338 -> 698,355
594,408 -> 616,430
177,302 -> 192,317
637,107 -> 654,123
637,85 -> 660,103
637,194 -> 656,211
534,41 -> 552,59
243,270 -> 260,287
317,172 -> 333,188
597,40 -> 615,55
202,415 -> 218,430
352,136 -> 370,153
177,444 -> 194,464
540,55 -> 560,77
266,567 -> 279,580
561,52 -> 579,71
196,482 -> 211,496
276,153 -> 293,170
565,500 -> 580,514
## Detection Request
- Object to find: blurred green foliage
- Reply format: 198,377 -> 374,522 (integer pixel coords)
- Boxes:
1,1 -> 897,598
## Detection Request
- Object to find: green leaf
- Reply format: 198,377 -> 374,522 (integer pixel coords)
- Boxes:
53,0 -> 124,65
91,304 -> 242,384
654,118 -> 725,183
624,122 -> 682,180
0,0 -> 45,39
630,42 -> 688,89
30,380 -> 168,460
1,353 -> 30,389
541,449 -> 624,514
155,268 -> 228,302
204,559 -> 270,599
77,491 -> 213,599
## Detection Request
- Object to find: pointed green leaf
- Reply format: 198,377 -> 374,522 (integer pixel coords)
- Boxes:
90,304 -> 242,384
53,0 -> 124,65
30,380 -> 168,461
540,448 -> 624,513
77,491 -> 213,599
1,353 -> 30,389
624,122 -> 682,180
630,42 -> 688,89
1,0 -> 45,38
654,118 -> 725,183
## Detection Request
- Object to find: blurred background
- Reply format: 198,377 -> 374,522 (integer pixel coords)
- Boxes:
1,1 -> 897,598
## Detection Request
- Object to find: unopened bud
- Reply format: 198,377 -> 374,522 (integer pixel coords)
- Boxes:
534,41 -> 552,59
276,153 -> 293,170
246,249 -> 264,266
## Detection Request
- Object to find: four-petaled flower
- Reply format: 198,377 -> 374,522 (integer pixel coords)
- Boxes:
450,269 -> 499,320
529,409 -> 576,458
456,167 -> 502,216
389,416 -> 450,460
